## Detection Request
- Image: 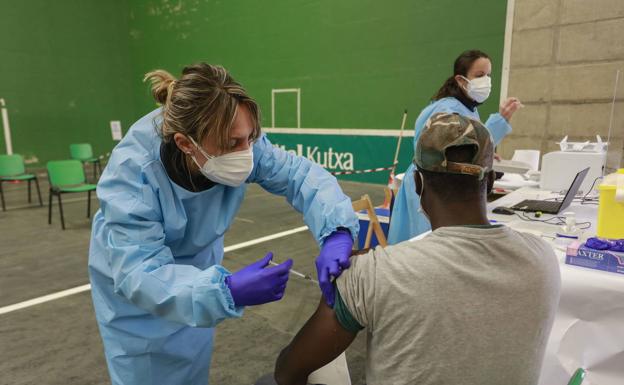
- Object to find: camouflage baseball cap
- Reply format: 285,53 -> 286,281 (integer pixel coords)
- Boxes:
413,112 -> 493,180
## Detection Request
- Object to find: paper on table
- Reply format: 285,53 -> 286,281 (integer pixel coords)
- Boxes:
493,173 -> 540,191
409,230 -> 432,242
539,263 -> 624,385
512,149 -> 541,171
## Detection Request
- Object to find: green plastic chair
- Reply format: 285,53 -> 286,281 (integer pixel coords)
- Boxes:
0,154 -> 43,211
46,159 -> 97,230
69,143 -> 102,182
567,368 -> 586,385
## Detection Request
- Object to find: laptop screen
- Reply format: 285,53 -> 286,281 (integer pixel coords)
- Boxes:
558,167 -> 590,212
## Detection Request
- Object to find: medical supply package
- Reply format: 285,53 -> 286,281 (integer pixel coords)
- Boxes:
566,241 -> 624,275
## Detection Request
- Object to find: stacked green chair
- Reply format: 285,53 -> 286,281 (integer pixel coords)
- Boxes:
0,154 -> 42,211
69,143 -> 102,182
46,159 -> 97,230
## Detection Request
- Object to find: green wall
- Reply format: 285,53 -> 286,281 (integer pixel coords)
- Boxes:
125,0 -> 508,183
127,0 -> 508,129
1,0 -> 508,173
0,0 -> 137,166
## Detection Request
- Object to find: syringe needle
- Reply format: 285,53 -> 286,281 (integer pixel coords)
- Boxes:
268,260 -> 315,282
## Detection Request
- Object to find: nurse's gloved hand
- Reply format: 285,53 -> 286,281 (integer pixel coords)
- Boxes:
226,252 -> 293,307
316,229 -> 354,307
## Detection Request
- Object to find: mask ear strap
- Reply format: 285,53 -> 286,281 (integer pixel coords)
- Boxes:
457,75 -> 470,91
415,170 -> 430,220
187,136 -> 201,149
187,136 -> 214,160
415,170 -> 424,196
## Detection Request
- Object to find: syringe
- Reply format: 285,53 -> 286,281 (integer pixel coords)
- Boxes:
268,260 -> 317,283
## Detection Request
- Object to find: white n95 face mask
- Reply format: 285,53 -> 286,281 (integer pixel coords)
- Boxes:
460,75 -> 491,103
188,137 -> 254,187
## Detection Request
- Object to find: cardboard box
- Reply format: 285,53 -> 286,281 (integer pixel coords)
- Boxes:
566,241 -> 624,275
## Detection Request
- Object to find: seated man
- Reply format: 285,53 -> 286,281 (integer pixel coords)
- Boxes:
274,112 -> 561,385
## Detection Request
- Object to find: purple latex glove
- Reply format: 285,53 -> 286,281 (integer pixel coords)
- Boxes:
226,252 -> 293,307
612,241 -> 624,252
316,229 -> 354,307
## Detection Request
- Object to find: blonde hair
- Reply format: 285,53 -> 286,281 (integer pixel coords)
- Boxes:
143,63 -> 261,153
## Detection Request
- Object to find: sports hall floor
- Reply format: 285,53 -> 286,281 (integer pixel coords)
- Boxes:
0,174 -> 387,385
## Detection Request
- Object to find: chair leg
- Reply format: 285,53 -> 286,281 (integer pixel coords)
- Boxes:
87,190 -> 91,218
0,181 -> 5,211
28,179 -> 32,203
364,223 -> 374,249
34,178 -> 43,206
58,193 -> 66,230
48,189 -> 53,224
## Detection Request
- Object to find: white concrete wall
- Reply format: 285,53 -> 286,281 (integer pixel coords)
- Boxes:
502,0 -> 624,169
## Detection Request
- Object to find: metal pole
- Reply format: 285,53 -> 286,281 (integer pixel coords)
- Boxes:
271,90 -> 276,128
391,109 -> 408,175
605,69 -> 621,175
499,0 -> 516,103
297,88 -> 301,128
1,99 -> 13,155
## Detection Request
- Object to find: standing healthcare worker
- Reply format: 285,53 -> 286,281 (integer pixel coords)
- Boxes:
388,50 -> 522,244
88,63 -> 359,385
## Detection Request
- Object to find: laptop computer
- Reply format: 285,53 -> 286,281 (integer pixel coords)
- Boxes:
510,167 -> 590,214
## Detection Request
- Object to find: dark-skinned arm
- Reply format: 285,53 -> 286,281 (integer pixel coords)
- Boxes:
274,297 -> 359,385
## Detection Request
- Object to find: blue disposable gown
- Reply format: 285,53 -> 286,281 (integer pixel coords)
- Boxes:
88,108 -> 359,385
387,97 -> 511,244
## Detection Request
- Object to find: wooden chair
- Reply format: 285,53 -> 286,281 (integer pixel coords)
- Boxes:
352,194 -> 387,249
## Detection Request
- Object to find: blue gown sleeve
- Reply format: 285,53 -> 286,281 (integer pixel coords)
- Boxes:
413,101 -> 465,142
415,100 -> 512,146
247,134 -> 359,244
483,113 -> 512,146
98,159 -> 243,328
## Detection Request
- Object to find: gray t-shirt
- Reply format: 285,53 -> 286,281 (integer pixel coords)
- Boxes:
336,225 -> 561,385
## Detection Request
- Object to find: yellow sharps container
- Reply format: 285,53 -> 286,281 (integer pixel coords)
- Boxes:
597,168 -> 624,239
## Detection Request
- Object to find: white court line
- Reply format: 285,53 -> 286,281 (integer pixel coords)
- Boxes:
4,196 -> 94,211
223,225 -> 308,253
5,191 -> 272,211
0,225 -> 309,316
0,284 -> 92,315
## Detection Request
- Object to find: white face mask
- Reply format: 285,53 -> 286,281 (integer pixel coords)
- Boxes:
188,137 -> 254,187
460,75 -> 491,103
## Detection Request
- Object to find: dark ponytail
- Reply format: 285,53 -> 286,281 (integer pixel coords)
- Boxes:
432,50 -> 490,101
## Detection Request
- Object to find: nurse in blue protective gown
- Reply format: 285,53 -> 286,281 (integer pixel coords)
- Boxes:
88,63 -> 358,385
388,50 -> 522,244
